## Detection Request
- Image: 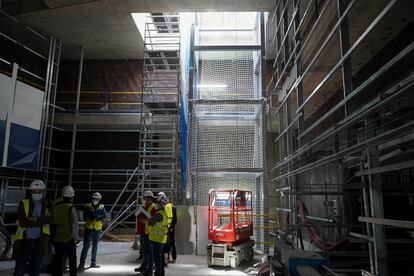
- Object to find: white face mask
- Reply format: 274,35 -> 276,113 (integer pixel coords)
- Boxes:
92,200 -> 99,205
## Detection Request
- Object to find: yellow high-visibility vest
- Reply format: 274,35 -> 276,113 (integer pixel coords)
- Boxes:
15,199 -> 50,240
84,203 -> 105,231
164,203 -> 173,228
149,210 -> 168,244
144,203 -> 155,235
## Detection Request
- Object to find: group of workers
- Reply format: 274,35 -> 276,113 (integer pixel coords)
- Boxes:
135,190 -> 177,276
12,179 -> 176,276
13,179 -> 106,276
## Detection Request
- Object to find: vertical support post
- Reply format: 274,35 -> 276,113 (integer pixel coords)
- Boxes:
292,0 -> 302,246
44,39 -> 62,183
337,0 -> 353,115
2,63 -> 18,167
259,11 -> 269,253
69,47 -> 84,185
0,178 -> 9,219
360,155 -> 375,273
367,144 -> 388,276
39,37 -> 54,170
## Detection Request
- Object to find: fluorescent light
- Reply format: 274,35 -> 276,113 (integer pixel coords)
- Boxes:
197,84 -> 228,88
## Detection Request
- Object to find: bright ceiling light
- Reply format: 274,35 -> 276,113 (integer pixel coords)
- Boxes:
197,84 -> 228,88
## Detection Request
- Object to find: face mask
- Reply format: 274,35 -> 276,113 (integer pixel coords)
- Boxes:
32,194 -> 43,201
92,200 -> 99,205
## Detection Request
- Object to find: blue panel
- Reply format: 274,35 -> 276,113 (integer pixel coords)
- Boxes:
289,257 -> 328,276
7,123 -> 39,170
0,120 -> 5,163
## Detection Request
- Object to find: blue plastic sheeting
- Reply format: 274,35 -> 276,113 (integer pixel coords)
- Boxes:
289,257 -> 328,276
179,97 -> 188,191
0,120 -> 5,163
7,123 -> 39,170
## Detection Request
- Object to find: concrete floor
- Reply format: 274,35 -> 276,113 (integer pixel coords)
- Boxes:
0,242 -> 263,275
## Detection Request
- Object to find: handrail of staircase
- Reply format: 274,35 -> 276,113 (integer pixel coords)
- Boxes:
111,172 -> 147,224
109,166 -> 139,215
100,199 -> 137,239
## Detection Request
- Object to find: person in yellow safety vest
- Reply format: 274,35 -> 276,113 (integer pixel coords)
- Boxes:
148,194 -> 169,276
13,179 -> 55,276
51,186 -> 80,276
157,192 -> 177,265
77,192 -> 107,271
134,190 -> 157,275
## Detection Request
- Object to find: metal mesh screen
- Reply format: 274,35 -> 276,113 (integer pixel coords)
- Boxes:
197,51 -> 261,100
190,103 -> 264,171
188,13 -> 266,249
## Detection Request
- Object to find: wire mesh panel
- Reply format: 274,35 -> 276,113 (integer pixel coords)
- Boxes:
196,51 -> 261,100
188,12 -> 266,249
190,103 -> 264,171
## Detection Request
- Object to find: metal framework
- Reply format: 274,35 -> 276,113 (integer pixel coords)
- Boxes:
188,12 -> 269,250
268,0 -> 414,275
103,13 -> 181,232
0,10 -> 63,225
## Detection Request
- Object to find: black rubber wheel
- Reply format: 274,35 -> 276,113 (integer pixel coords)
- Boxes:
0,225 -> 11,260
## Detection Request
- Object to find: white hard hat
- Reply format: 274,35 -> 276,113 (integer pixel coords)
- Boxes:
62,186 -> 75,198
29,180 -> 46,190
92,192 -> 102,200
143,190 -> 154,198
157,192 -> 169,204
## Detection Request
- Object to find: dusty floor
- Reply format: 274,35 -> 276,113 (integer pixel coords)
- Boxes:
0,241 -> 263,275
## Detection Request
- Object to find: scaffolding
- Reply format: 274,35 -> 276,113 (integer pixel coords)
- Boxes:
0,10 -> 62,227
103,13 -> 181,233
188,12 -> 268,250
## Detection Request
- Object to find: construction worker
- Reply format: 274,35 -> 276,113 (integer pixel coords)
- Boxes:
51,186 -> 80,276
13,179 -> 54,276
78,192 -> 107,271
158,193 -> 177,264
148,193 -> 169,276
134,190 -> 157,275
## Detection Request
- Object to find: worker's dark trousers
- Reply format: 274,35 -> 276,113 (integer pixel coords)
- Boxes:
152,241 -> 165,276
13,238 -> 42,276
169,227 -> 177,260
163,227 -> 177,261
51,239 -> 77,276
141,235 -> 153,271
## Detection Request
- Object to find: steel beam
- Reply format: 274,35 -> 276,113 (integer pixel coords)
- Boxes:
359,217 -> 414,229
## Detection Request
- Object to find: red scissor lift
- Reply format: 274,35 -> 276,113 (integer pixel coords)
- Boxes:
207,189 -> 255,267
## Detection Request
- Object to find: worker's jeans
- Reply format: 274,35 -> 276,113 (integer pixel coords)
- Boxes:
79,229 -> 100,265
13,238 -> 42,276
51,239 -> 77,276
141,235 -> 153,271
152,241 -> 165,276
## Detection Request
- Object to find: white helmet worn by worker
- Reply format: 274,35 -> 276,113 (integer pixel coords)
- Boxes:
92,192 -> 102,200
143,190 -> 154,198
62,185 -> 75,198
157,192 -> 169,204
29,179 -> 46,190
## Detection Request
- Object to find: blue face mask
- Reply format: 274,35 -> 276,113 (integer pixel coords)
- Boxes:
32,194 -> 43,201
